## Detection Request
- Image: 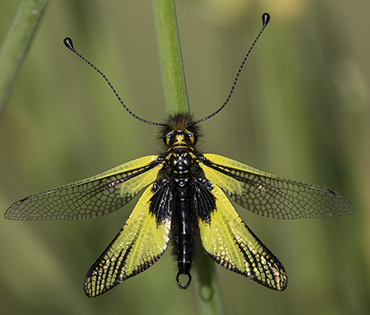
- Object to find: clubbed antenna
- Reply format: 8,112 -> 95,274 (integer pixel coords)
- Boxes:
63,37 -> 166,126
192,13 -> 270,126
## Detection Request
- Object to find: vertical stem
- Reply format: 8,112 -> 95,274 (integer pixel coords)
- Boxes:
152,1 -> 225,314
0,0 -> 49,117
152,0 -> 189,116
193,255 -> 226,315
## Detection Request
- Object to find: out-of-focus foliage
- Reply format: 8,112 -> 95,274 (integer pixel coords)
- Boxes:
1,1 -> 368,314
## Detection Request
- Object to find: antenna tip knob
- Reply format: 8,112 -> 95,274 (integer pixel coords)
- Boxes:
63,37 -> 75,51
262,13 -> 270,27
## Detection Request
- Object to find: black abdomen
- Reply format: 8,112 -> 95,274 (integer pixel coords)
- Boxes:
171,185 -> 197,289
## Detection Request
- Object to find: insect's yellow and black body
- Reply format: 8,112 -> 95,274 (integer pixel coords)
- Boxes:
4,112 -> 353,297
4,13 -> 354,297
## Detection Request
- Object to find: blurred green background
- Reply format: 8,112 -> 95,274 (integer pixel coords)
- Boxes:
1,0 -> 369,314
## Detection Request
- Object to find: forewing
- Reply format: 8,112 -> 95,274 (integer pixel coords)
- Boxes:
5,156 -> 161,220
200,154 -> 354,219
199,184 -> 287,291
84,184 -> 171,297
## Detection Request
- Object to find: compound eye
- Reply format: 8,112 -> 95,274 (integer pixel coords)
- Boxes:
185,130 -> 196,145
164,131 -> 175,146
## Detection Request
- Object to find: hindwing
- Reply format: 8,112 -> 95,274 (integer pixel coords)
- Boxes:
199,183 -> 287,291
5,156 -> 162,220
200,154 -> 354,219
84,183 -> 171,297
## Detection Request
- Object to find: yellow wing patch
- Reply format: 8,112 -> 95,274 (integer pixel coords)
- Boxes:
84,183 -> 171,297
90,155 -> 159,179
199,157 -> 243,196
203,153 -> 272,177
118,158 -> 161,197
199,184 -> 287,291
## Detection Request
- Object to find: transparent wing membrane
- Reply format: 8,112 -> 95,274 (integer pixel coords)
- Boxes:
201,154 -> 354,219
5,156 -> 161,221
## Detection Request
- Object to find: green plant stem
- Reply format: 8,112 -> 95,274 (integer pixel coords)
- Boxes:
193,255 -> 225,315
152,0 -> 189,116
152,1 -> 225,314
0,0 -> 49,118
